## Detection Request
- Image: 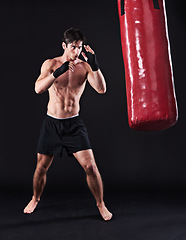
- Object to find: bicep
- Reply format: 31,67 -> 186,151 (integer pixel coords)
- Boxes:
36,59 -> 54,82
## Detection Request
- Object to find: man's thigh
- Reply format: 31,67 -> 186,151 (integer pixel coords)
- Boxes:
73,149 -> 95,167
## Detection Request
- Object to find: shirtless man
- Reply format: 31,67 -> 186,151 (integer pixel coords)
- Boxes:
23,28 -> 112,221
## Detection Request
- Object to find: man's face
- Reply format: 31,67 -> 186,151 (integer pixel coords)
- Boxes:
64,40 -> 83,61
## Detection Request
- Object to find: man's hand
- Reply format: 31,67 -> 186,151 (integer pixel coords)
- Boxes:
68,61 -> 76,72
53,61 -> 69,78
81,45 -> 99,71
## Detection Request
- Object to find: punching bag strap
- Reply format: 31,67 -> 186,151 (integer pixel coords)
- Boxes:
121,0 -> 159,16
153,0 -> 160,9
120,0 -> 125,16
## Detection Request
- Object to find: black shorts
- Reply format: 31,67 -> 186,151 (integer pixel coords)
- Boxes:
37,115 -> 92,157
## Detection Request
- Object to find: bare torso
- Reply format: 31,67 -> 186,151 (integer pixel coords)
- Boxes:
48,57 -> 88,118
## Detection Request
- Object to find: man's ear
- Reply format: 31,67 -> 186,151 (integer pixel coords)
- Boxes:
62,42 -> 67,50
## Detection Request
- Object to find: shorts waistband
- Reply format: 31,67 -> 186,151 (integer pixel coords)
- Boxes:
46,113 -> 79,120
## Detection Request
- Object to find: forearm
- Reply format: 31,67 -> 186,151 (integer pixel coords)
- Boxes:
82,45 -> 106,94
35,74 -> 55,94
92,70 -> 106,94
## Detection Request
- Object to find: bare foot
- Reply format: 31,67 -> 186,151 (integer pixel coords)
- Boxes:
97,204 -> 113,221
24,196 -> 40,214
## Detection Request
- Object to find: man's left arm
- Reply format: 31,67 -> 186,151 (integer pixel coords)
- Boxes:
82,45 -> 106,94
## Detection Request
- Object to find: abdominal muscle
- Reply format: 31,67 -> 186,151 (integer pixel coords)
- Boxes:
47,85 -> 84,119
47,98 -> 80,119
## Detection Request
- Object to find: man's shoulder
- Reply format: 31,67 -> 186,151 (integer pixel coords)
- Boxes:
77,59 -> 91,71
44,57 -> 58,65
42,58 -> 58,70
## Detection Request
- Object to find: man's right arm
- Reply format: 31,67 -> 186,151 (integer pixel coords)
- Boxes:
35,59 -> 56,94
35,59 -> 71,94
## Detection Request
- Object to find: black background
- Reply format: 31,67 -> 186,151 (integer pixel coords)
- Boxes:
0,0 -> 186,194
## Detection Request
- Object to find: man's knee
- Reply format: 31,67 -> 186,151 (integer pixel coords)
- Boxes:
74,150 -> 99,175
84,162 -> 98,175
35,164 -> 48,177
36,154 -> 53,176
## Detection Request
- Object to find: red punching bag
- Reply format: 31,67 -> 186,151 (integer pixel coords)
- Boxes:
117,0 -> 178,131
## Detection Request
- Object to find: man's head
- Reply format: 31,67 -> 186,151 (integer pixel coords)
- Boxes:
62,28 -> 86,61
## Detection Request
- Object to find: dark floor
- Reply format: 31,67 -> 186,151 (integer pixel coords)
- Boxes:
1,187 -> 186,240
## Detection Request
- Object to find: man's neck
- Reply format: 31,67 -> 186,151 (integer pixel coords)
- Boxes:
59,54 -> 70,62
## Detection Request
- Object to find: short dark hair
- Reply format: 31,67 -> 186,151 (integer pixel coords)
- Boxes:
63,28 -> 86,45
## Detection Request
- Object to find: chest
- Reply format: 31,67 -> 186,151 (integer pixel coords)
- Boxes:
53,64 -> 87,89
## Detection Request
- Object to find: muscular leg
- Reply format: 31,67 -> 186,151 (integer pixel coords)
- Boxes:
73,149 -> 113,221
24,153 -> 54,214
